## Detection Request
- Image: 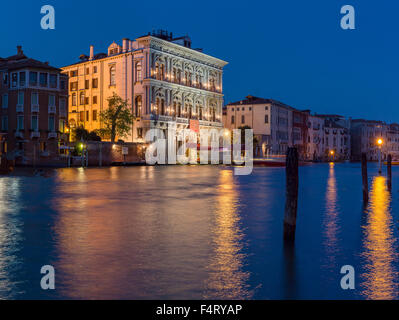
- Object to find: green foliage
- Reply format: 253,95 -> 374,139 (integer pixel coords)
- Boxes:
97,93 -> 135,143
72,125 -> 101,142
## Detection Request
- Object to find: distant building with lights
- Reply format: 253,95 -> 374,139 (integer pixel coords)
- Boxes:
350,119 -> 399,161
61,30 -> 227,144
223,96 -> 351,161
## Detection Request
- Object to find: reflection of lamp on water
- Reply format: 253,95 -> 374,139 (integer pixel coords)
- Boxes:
377,138 -> 383,174
361,175 -> 395,299
329,149 -> 335,162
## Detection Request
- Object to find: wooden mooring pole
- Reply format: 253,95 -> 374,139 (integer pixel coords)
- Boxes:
284,147 -> 299,242
361,153 -> 368,204
387,154 -> 392,191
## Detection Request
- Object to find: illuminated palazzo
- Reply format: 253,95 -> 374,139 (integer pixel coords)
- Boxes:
62,30 -> 227,143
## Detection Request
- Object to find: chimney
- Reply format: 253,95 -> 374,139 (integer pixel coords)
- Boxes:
17,45 -> 23,55
89,45 -> 94,60
122,38 -> 129,53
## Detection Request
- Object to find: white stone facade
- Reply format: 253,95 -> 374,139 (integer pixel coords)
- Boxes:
62,32 -> 227,143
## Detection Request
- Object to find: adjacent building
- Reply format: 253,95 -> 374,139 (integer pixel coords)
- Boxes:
306,114 -> 325,161
0,46 -> 68,165
351,119 -> 390,161
315,114 -> 351,161
224,95 -> 295,157
61,30 -> 227,145
223,96 -> 352,161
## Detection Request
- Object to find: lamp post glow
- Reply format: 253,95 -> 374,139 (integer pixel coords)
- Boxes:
330,150 -> 335,162
377,138 -> 383,174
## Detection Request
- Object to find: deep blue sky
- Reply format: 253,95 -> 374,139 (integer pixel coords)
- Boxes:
0,0 -> 397,122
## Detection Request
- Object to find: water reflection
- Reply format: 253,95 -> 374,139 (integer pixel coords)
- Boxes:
361,176 -> 399,299
322,163 -> 341,268
0,178 -> 23,299
204,170 -> 252,299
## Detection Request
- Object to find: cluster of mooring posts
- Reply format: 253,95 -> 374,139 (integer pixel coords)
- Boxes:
283,149 -> 393,243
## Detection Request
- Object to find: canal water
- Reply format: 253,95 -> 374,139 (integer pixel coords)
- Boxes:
1,163 -> 399,300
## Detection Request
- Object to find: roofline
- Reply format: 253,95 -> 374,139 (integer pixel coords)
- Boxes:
138,35 -> 228,66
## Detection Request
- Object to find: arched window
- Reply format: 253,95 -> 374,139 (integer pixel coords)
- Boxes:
161,100 -> 165,115
188,105 -> 192,119
155,63 -> 160,80
210,78 -> 216,91
72,93 -> 77,106
110,65 -> 116,86
177,70 -> 181,83
135,61 -> 142,82
177,103 -> 181,117
160,65 -> 165,81
135,95 -> 142,117
155,98 -> 160,115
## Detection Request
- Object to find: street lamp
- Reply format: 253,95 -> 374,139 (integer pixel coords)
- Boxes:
377,138 -> 383,174
330,150 -> 335,162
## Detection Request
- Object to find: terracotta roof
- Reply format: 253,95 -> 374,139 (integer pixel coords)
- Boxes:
325,119 -> 345,129
0,46 -> 59,72
0,57 -> 59,72
226,95 -> 295,110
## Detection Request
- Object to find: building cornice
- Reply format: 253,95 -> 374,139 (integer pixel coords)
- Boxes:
145,78 -> 224,98
139,36 -> 228,69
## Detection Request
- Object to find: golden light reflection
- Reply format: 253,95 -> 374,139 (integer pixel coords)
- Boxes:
361,176 -> 398,299
323,163 -> 340,261
203,169 -> 252,299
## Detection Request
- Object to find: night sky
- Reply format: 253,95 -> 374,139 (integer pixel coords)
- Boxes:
0,0 -> 397,122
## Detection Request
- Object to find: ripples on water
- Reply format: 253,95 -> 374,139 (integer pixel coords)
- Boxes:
0,164 -> 398,299
360,176 -> 399,299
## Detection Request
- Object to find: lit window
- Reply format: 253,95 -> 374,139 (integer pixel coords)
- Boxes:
135,61 -> 142,81
110,66 -> 116,85
80,92 -> 85,105
135,95 -> 142,117
92,78 -> 98,88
